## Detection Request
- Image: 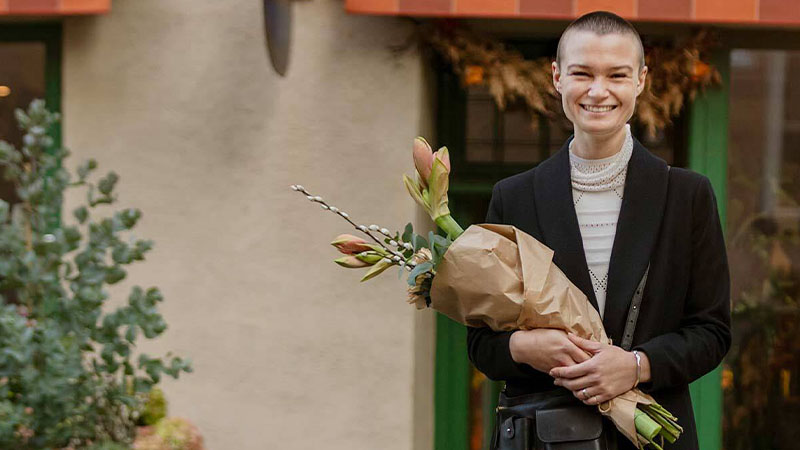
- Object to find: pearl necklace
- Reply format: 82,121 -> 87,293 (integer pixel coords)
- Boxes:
569,124 -> 633,192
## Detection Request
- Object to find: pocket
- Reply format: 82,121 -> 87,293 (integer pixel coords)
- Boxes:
535,406 -> 604,450
495,416 -> 533,450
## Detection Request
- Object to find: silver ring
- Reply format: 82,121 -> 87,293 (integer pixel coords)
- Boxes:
581,388 -> 589,400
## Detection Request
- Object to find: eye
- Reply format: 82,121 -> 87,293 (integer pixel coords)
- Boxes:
571,71 -> 590,77
611,73 -> 628,79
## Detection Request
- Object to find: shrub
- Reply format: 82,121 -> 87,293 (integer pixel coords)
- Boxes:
0,100 -> 191,448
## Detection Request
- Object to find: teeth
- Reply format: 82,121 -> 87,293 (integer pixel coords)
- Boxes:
582,105 -> 616,112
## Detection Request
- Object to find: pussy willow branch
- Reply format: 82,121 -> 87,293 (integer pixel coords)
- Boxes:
290,185 -> 416,270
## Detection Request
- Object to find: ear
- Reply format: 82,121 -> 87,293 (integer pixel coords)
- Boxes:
636,65 -> 648,97
552,61 -> 561,94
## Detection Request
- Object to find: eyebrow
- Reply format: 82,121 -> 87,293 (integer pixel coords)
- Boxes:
567,64 -> 634,72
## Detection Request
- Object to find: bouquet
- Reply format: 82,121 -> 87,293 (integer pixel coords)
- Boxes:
291,137 -> 682,449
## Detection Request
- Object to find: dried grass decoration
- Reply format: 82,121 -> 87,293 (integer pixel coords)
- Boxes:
422,23 -> 721,136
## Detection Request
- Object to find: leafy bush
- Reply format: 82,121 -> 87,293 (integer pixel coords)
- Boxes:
140,387 -> 167,426
0,100 -> 191,448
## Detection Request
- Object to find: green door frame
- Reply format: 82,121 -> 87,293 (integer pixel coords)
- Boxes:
686,49 -> 730,450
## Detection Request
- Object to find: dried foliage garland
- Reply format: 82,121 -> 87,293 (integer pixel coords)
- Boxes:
422,23 -> 721,136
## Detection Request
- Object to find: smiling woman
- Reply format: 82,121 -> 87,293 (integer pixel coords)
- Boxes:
552,30 -> 648,159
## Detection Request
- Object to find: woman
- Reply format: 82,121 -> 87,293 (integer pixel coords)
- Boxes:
469,11 -> 731,450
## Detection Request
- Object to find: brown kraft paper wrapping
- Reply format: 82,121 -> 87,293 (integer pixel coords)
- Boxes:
429,223 -> 657,446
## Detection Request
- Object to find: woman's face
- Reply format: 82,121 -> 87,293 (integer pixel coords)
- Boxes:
552,30 -> 647,137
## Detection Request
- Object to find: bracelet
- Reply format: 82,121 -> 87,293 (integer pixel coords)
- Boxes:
632,350 -> 642,388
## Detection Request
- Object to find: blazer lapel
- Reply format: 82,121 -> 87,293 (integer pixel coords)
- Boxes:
534,138 -> 599,311
602,139 -> 669,345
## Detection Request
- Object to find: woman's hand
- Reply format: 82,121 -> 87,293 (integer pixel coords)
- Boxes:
509,329 -> 591,373
549,334 -> 642,405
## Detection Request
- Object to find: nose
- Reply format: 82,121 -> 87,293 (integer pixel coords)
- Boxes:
587,78 -> 609,98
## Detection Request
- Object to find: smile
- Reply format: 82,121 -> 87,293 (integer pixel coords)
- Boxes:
581,104 -> 617,113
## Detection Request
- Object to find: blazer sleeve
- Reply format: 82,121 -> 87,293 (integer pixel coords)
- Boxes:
634,177 -> 732,392
466,182 -> 541,381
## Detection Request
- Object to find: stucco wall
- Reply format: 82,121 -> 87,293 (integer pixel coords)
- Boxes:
63,1 -> 433,448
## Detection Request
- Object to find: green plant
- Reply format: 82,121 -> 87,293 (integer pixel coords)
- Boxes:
140,387 -> 167,426
0,100 -> 191,449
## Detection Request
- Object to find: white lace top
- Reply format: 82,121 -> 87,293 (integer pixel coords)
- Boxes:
569,125 -> 633,317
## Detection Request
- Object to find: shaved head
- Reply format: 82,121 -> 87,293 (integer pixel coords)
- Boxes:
556,11 -> 645,73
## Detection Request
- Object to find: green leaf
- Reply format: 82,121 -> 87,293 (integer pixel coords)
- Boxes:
77,158 -> 98,181
412,233 -> 428,252
73,206 -> 88,224
407,261 -> 433,286
360,259 -> 393,282
402,223 -> 413,243
97,171 -> 119,195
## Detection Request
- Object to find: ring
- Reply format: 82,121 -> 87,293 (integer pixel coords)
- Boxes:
581,388 -> 589,400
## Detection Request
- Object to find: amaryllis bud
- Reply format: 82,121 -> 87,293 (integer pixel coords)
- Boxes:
432,147 -> 451,173
355,251 -> 383,265
413,137 -> 434,188
331,234 -> 371,255
334,255 -> 370,268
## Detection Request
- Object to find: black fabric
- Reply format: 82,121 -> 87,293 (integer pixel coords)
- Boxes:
467,137 -> 731,450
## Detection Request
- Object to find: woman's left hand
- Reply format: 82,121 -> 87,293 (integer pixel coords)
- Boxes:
549,333 -> 637,405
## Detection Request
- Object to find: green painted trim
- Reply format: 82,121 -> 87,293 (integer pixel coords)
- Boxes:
434,313 -> 470,450
686,49 -> 730,450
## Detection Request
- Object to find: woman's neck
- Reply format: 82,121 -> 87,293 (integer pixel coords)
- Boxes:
570,126 -> 628,160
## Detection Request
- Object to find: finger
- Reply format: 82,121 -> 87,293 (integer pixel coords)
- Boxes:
586,393 -> 611,406
567,333 -> 603,354
566,342 -> 592,364
571,386 -> 594,402
550,359 -> 592,379
557,375 -> 593,391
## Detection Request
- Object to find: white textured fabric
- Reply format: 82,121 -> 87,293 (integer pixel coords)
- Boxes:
569,125 -> 633,318
569,124 -> 633,192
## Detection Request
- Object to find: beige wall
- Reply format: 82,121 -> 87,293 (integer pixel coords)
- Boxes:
63,1 -> 434,448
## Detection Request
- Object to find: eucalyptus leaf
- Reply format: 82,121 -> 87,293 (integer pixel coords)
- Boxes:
407,261 -> 433,286
402,222 -> 413,243
412,233 -> 429,252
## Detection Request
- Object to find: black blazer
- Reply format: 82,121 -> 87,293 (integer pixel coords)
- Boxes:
467,137 -> 731,450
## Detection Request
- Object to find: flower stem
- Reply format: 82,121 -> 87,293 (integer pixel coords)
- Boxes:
434,214 -> 464,240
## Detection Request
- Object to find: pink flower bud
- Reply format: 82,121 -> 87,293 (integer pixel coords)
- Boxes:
413,137 -> 434,188
331,234 -> 371,255
334,255 -> 371,268
433,146 -> 451,173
